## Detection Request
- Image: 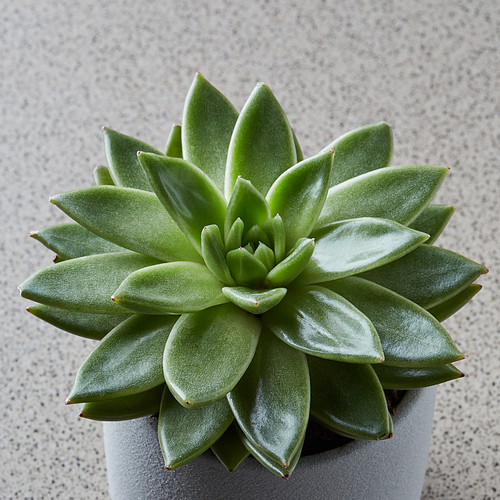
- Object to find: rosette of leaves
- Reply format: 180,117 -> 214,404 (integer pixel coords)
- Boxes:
20,73 -> 487,478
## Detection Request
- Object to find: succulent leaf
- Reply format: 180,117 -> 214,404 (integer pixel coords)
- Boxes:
201,225 -> 236,285
296,218 -> 429,286
228,328 -> 310,467
139,153 -> 227,253
93,165 -> 115,186
102,127 -> 162,191
359,245 -> 488,309
253,242 -> 275,271
428,284 -> 482,322
112,262 -> 227,314
182,73 -> 239,192
267,150 -> 333,250
222,287 -> 287,314
80,384 -> 165,421
225,82 -> 297,198
317,165 -> 449,227
27,304 -> 125,340
163,304 -> 262,408
262,214 -> 286,263
372,363 -> 463,390
19,252 -> 160,313
158,387 -> 234,470
30,222 -> 127,260
292,128 -> 304,163
323,277 -> 464,366
50,187 -> 202,263
211,422 -> 250,472
226,247 -> 269,288
165,124 -> 183,158
242,225 -> 272,248
67,315 -> 177,404
320,122 -> 393,187
225,217 -> 245,253
308,356 -> 392,440
409,204 -> 455,245
262,285 -> 384,363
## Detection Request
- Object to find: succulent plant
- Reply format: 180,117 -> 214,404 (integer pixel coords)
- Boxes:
20,73 -> 487,478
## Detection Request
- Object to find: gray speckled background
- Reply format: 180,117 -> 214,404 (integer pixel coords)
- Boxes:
1,0 -> 498,498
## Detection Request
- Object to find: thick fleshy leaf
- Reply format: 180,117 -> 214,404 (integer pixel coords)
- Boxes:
317,165 -> 449,227
165,124 -> 182,158
253,242 -> 275,271
138,153 -> 227,253
102,127 -> 162,191
228,328 -> 310,467
66,315 -> 177,403
262,285 -> 383,363
80,384 -> 165,421
372,363 -> 463,390
159,387 -> 234,470
30,223 -> 127,260
308,356 -> 392,440
113,262 -> 227,314
50,187 -> 202,263
224,177 -> 271,238
27,304 -> 125,340
236,423 -> 305,479
296,218 -> 429,286
222,287 -> 287,315
226,247 -> 269,288
182,73 -> 239,192
428,284 -> 482,322
225,83 -> 297,198
211,423 -> 249,472
225,217 -> 244,253
323,277 -> 464,367
93,165 -> 115,186
19,252 -> 160,313
409,204 -> 454,245
262,214 -> 286,263
264,238 -> 315,288
164,303 -> 262,408
320,122 -> 393,187
267,151 -> 333,249
242,225 -> 271,248
201,225 -> 235,285
359,245 -> 488,309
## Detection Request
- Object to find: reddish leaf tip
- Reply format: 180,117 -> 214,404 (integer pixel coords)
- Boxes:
137,151 -> 142,156
26,307 -> 31,313
29,230 -> 37,238
329,149 -> 335,154
185,401 -> 191,407
282,474 -> 290,480
165,466 -> 172,471
387,433 -> 394,439
101,126 -> 108,130
459,372 -> 466,378
64,398 -> 71,405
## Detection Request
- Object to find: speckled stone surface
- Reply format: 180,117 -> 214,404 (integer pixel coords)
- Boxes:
1,1 -> 498,498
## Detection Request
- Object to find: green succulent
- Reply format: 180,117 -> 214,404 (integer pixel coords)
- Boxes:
20,73 -> 487,478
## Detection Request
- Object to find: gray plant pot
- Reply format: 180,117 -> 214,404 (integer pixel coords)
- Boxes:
103,387 -> 436,500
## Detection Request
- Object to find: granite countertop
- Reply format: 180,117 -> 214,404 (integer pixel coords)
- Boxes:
1,1 -> 498,498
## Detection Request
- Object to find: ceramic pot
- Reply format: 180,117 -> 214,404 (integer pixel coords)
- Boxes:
103,386 -> 436,500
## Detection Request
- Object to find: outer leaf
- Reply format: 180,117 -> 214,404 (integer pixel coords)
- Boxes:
428,284 -> 482,322
164,303 -> 262,408
93,165 -> 115,186
80,384 -> 165,421
182,73 -> 239,191
50,187 -> 203,263
317,165 -> 449,227
228,328 -> 310,467
409,204 -> 455,244
30,223 -> 127,260
262,285 -> 384,363
201,225 -> 235,285
262,214 -> 286,263
139,153 -> 227,253
267,150 -> 333,250
159,387 -> 234,470
224,177 -> 271,238
27,304 -> 125,340
320,122 -> 393,187
296,218 -> 429,286
222,287 -> 287,315
211,423 -> 249,472
308,356 -> 392,440
359,245 -> 488,309
19,252 -> 160,313
323,277 -> 464,367
165,124 -> 183,158
102,127 -> 162,191
112,262 -> 227,314
225,83 -> 297,198
372,363 -> 463,390
226,247 -> 269,288
66,315 -> 177,403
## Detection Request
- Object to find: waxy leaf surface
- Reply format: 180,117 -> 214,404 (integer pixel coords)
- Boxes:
222,287 -> 287,315
113,262 -> 227,314
211,423 -> 249,472
165,124 -> 183,158
225,217 -> 244,253
262,214 -> 286,263
409,204 -> 454,245
201,225 -> 235,285
262,285 -> 383,363
164,304 -> 262,407
93,165 -> 115,186
428,284 -> 482,322
67,315 -> 177,403
226,247 -> 269,287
